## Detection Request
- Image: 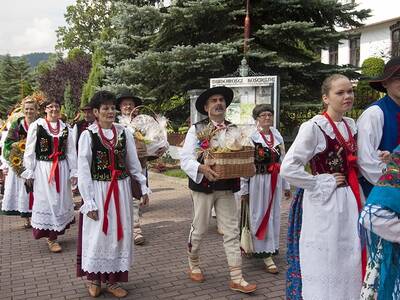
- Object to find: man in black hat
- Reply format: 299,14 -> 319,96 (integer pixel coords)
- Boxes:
116,89 -> 143,126
357,56 -> 400,197
72,104 -> 95,151
116,89 -> 147,246
180,86 -> 256,293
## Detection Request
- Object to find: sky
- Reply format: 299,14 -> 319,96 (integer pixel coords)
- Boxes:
0,0 -> 397,56
0,0 -> 76,56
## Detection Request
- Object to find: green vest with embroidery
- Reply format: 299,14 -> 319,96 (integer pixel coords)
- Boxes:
35,124 -> 68,161
89,130 -> 129,181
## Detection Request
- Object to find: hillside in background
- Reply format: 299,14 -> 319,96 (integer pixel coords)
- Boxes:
22,52 -> 51,68
0,52 -> 52,68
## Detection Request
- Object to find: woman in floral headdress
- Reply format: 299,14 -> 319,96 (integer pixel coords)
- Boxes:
1,97 -> 39,228
22,98 -> 77,253
359,145 -> 400,300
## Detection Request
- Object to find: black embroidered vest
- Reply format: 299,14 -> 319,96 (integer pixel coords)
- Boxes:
89,130 -> 129,181
35,124 -> 68,161
188,118 -> 240,194
309,125 -> 350,175
254,141 -> 281,174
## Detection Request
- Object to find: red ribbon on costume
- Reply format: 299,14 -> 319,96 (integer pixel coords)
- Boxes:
48,137 -> 62,193
102,164 -> 123,241
98,124 -> 124,241
255,131 -> 280,240
323,112 -> 367,279
28,192 -> 34,210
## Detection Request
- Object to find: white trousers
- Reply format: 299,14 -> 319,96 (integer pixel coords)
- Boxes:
188,190 -> 242,267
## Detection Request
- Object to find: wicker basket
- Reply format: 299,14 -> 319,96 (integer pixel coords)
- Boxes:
135,137 -> 147,159
204,148 -> 255,179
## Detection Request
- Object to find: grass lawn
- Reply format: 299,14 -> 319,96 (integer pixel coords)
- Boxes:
163,168 -> 187,178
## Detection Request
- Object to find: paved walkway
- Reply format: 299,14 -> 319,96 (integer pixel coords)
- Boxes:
0,172 -> 290,300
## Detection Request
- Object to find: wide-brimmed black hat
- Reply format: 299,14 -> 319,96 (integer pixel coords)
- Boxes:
80,103 -> 92,111
116,89 -> 142,109
195,86 -> 234,115
369,56 -> 400,92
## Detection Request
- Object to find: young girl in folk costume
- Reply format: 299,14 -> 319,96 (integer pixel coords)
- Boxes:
77,91 -> 149,298
239,104 -> 290,273
1,97 -> 39,228
281,74 -> 366,299
22,99 -> 77,253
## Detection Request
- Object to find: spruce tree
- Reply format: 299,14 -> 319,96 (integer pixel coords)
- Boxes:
0,55 -> 33,117
100,0 -> 370,125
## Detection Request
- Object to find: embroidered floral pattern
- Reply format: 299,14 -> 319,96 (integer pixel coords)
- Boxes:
95,151 -> 109,170
115,148 -> 125,170
326,150 -> 345,173
377,151 -> 400,188
39,137 -> 49,152
310,132 -> 349,176
254,143 -> 281,174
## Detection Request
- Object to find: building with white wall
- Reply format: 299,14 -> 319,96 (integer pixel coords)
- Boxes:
321,0 -> 400,66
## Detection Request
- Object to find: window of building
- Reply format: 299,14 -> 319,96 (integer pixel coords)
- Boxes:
349,37 -> 360,66
391,22 -> 400,57
329,44 -> 338,65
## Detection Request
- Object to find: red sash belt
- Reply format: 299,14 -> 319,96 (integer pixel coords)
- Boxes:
48,137 -> 62,193
255,162 -> 280,240
102,158 -> 124,241
347,153 -> 367,279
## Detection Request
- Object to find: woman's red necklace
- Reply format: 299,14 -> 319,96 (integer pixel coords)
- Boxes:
45,119 -> 60,135
323,112 -> 356,153
260,129 -> 274,148
97,122 -> 117,150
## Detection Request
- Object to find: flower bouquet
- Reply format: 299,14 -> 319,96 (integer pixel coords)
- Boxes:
9,139 -> 26,176
126,113 -> 169,159
197,124 -> 256,179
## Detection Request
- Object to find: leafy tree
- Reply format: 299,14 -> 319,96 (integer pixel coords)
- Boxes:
360,57 -> 385,77
101,0 -> 370,127
354,56 -> 385,108
0,55 -> 34,117
67,48 -> 87,61
34,53 -> 63,78
56,0 -> 115,53
37,53 -> 91,107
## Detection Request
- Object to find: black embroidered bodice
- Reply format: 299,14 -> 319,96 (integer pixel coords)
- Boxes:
309,126 -> 351,175
35,124 -> 68,161
90,130 -> 129,181
254,142 -> 281,174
